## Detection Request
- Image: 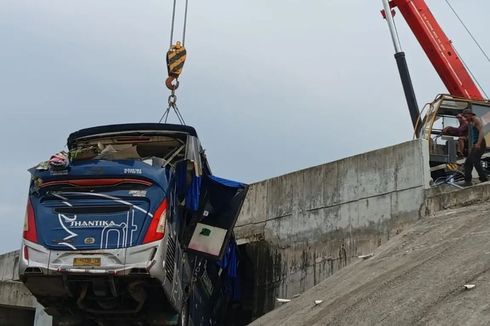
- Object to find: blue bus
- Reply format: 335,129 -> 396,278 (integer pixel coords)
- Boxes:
20,123 -> 247,326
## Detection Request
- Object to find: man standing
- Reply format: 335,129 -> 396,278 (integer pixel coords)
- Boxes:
462,108 -> 488,186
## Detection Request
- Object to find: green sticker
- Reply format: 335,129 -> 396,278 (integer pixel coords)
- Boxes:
199,228 -> 211,236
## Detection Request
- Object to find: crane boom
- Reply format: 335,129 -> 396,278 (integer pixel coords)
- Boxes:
388,0 -> 484,100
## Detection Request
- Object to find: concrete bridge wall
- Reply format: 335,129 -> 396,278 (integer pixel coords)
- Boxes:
235,139 -> 431,318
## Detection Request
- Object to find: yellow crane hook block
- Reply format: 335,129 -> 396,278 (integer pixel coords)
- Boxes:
166,41 -> 187,90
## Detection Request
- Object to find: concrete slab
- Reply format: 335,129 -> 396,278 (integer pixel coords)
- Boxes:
0,281 -> 36,309
0,251 -> 20,282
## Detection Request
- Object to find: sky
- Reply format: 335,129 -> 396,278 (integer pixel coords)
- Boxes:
0,0 -> 489,253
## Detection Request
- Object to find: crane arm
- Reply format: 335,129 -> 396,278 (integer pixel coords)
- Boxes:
389,0 -> 484,100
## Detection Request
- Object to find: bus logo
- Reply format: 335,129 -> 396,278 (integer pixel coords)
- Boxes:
84,237 -> 96,245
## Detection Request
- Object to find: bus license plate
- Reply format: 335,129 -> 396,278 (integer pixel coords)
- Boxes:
73,257 -> 101,267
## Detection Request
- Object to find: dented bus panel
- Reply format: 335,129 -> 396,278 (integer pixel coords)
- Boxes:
19,123 -> 248,326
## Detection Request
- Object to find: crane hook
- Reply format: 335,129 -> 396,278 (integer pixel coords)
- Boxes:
165,77 -> 180,91
166,41 -> 186,91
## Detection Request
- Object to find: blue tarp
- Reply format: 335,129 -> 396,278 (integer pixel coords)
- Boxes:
185,175 -> 202,211
209,175 -> 246,189
217,240 -> 240,301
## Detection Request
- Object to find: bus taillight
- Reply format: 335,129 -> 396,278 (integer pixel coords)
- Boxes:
23,199 -> 38,243
143,200 -> 167,244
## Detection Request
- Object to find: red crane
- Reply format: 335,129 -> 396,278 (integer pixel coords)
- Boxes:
384,0 -> 484,101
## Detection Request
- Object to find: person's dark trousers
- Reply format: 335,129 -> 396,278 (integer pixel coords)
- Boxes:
464,141 -> 488,182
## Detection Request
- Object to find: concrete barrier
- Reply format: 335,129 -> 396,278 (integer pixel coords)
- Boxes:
0,251 -> 20,282
425,182 -> 490,215
0,251 -> 36,326
0,251 -> 34,309
0,281 -> 36,309
0,251 -> 51,325
235,139 -> 431,317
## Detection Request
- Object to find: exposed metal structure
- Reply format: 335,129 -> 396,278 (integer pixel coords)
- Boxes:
381,0 -> 420,130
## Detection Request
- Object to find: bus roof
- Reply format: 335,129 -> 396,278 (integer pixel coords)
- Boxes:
67,123 -> 198,149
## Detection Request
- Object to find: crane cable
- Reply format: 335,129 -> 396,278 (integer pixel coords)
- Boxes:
453,47 -> 489,99
444,0 -> 490,64
160,0 -> 189,124
443,0 -> 490,98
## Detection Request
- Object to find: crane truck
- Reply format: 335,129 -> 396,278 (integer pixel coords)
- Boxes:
381,0 -> 490,179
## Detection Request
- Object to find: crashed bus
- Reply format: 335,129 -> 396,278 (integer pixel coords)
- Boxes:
19,123 -> 248,326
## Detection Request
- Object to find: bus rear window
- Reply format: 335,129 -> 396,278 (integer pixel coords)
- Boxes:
70,136 -> 186,165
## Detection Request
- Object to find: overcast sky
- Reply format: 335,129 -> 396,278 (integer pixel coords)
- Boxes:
1,0 -> 489,253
